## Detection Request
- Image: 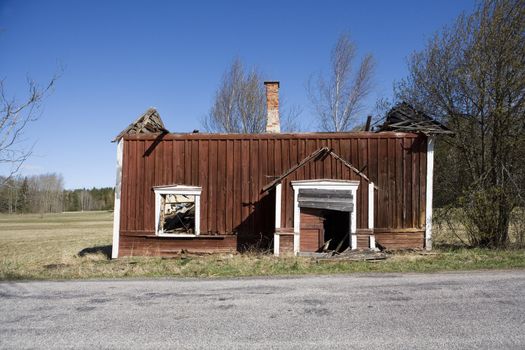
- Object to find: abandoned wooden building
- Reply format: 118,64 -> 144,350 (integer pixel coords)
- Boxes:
111,82 -> 451,258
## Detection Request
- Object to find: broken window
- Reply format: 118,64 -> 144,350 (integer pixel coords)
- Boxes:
153,186 -> 201,236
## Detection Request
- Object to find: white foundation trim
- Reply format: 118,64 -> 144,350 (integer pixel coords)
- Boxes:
111,139 -> 124,259
425,137 -> 435,250
291,180 -> 360,254
153,185 -> 202,236
274,183 -> 282,256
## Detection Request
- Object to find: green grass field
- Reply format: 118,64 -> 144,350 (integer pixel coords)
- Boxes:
0,211 -> 524,280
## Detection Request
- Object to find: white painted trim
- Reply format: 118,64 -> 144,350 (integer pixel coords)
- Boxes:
368,182 -> 374,230
425,137 -> 435,250
291,179 -> 360,187
369,235 -> 377,250
274,183 -> 282,256
157,233 -> 197,238
152,185 -> 202,195
153,185 -> 202,236
195,194 -> 201,236
111,140 -> 124,259
291,180 -> 359,255
293,188 -> 300,254
275,183 -> 282,229
351,235 -> 357,250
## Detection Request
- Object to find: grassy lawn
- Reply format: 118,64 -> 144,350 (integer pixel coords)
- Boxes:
0,211 -> 524,280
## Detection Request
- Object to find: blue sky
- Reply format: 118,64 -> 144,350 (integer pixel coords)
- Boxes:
0,0 -> 475,189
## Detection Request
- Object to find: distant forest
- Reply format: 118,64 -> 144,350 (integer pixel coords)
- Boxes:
0,174 -> 114,214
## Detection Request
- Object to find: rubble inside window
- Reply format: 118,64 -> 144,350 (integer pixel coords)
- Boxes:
159,194 -> 195,234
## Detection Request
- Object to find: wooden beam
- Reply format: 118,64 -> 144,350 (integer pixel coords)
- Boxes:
298,188 -> 353,199
328,150 -> 378,189
262,146 -> 380,193
298,200 -> 353,212
365,115 -> 372,131
261,147 -> 329,192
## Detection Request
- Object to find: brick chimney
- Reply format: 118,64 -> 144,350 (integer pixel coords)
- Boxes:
264,81 -> 280,133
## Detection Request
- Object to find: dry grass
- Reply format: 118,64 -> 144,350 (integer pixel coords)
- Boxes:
0,211 -> 113,279
1,211 -> 524,280
433,207 -> 525,247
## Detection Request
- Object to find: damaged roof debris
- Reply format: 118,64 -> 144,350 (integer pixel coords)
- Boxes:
113,108 -> 169,142
377,102 -> 454,135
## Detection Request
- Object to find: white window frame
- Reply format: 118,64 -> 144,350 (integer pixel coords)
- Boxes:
153,185 -> 202,237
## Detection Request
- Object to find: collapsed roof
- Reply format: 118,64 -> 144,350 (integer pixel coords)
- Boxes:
377,102 -> 453,135
113,108 -> 169,142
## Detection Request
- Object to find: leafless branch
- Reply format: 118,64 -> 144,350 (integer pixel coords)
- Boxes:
0,73 -> 59,186
307,32 -> 375,131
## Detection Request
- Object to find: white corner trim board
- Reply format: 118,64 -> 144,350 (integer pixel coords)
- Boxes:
425,137 -> 435,250
111,139 -> 124,259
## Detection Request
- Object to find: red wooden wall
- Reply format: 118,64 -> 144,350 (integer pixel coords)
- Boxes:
118,132 -> 427,255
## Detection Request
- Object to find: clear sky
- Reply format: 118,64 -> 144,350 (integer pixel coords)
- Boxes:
0,0 -> 475,189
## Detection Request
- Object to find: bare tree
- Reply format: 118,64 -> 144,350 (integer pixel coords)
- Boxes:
280,103 -> 303,132
396,0 -> 525,247
203,58 -> 302,133
203,59 -> 266,133
79,189 -> 94,212
0,76 -> 57,186
28,173 -> 64,214
307,32 -> 375,131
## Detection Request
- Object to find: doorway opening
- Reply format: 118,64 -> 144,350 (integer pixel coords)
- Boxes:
322,210 -> 350,252
299,207 -> 351,253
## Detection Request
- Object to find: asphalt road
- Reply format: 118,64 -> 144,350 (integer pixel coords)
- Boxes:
1,270 -> 524,349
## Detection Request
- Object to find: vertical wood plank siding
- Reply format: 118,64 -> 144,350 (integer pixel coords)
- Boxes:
119,132 -> 427,255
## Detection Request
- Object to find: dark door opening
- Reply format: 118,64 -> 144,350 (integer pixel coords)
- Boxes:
322,210 -> 350,252
299,208 -> 351,253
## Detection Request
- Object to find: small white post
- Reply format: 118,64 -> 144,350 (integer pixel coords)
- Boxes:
275,183 -> 282,229
425,137 -> 435,250
368,182 -> 374,230
350,188 -> 357,235
369,235 -> 376,250
351,234 -> 357,250
274,183 -> 282,256
111,139 -> 123,259
293,189 -> 300,255
368,182 -> 376,250
195,195 -> 201,235
350,187 -> 358,250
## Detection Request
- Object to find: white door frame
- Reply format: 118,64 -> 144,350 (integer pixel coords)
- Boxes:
291,180 -> 360,255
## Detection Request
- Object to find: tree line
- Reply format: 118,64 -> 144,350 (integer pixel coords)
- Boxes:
0,174 -> 114,214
